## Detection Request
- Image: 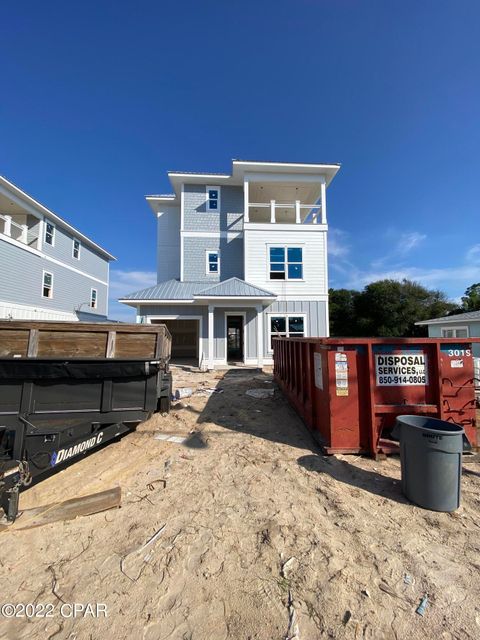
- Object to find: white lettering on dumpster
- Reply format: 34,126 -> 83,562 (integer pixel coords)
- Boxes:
375,353 -> 428,386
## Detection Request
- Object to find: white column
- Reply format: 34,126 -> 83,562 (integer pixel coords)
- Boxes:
20,224 -> 28,244
270,200 -> 276,224
244,180 -> 249,223
320,180 -> 327,225
208,304 -> 214,370
295,200 -> 301,224
3,215 -> 12,237
256,305 -> 264,369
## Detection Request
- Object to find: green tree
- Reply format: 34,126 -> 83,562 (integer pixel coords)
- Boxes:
461,283 -> 480,311
329,288 -> 359,336
329,279 -> 456,337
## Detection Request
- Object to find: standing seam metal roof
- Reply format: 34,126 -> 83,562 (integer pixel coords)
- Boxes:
119,278 -> 276,301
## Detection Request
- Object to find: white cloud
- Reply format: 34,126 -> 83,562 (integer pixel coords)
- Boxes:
396,231 -> 426,255
466,244 -> 480,264
328,228 -> 350,258
108,269 -> 157,322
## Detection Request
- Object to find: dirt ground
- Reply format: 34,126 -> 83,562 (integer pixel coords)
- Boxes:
1,367 -> 479,640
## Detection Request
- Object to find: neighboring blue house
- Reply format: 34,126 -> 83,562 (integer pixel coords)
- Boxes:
0,176 -> 115,321
417,310 -> 480,357
120,159 -> 340,369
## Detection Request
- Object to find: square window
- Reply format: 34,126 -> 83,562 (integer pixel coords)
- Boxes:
208,189 -> 218,200
288,317 -> 304,333
209,199 -> 218,210
287,247 -> 302,263
288,263 -> 303,279
270,247 -> 285,262
271,317 -> 287,333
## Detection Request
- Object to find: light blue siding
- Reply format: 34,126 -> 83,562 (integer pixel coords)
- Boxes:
183,185 -> 244,233
41,218 -> 109,282
183,236 -> 244,282
427,323 -> 480,357
263,300 -> 328,357
0,239 -> 108,317
213,307 -> 258,360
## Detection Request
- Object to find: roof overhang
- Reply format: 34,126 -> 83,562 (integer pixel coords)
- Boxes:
193,295 -> 276,302
416,316 -> 480,326
0,176 -> 116,261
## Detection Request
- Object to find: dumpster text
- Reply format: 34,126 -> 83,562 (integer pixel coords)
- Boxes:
375,353 -> 428,386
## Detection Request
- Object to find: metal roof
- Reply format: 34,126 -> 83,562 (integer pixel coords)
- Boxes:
416,309 -> 480,325
119,277 -> 276,302
194,277 -> 276,298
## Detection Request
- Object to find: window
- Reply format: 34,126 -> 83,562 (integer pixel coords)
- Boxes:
206,186 -> 220,212
269,246 -> 303,280
42,271 -> 53,298
90,288 -> 98,309
72,238 -> 81,259
44,221 -> 55,246
269,315 -> 305,350
441,326 -> 469,338
206,251 -> 220,274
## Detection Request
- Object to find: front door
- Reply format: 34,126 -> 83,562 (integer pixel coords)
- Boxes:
226,316 -> 244,363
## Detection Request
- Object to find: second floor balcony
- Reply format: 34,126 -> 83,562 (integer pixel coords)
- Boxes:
0,213 -> 40,249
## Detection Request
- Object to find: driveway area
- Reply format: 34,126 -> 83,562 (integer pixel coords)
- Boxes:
1,367 -> 479,639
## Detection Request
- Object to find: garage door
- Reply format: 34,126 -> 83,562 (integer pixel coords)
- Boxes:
155,319 -> 198,359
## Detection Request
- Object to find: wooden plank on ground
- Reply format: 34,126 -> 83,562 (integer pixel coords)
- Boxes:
0,486 -> 121,532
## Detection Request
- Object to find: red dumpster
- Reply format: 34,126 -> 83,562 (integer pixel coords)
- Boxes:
273,337 -> 479,457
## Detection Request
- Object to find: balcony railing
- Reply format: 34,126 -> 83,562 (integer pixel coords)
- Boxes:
0,214 -> 39,247
246,200 -> 326,225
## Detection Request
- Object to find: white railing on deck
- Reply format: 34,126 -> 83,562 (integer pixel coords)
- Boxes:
0,213 -> 38,247
246,200 -> 326,224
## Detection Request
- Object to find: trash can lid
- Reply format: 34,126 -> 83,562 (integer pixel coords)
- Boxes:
395,415 -> 464,435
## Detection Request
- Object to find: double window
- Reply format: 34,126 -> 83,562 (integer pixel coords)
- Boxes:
72,238 -> 81,259
90,288 -> 98,309
269,246 -> 303,280
44,221 -> 55,246
269,315 -> 305,350
206,186 -> 220,212
441,326 -> 469,338
42,271 -> 53,298
206,251 -> 220,274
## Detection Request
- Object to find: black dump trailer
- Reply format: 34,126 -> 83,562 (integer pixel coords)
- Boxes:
0,321 -> 172,521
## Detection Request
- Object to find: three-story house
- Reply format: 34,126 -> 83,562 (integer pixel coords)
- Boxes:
120,160 -> 340,369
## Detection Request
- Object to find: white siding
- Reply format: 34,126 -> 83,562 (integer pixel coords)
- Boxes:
244,227 -> 328,296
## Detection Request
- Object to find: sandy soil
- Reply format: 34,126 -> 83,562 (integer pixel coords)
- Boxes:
0,367 -> 479,640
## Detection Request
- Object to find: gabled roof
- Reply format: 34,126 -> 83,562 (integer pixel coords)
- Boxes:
193,277 -> 276,299
416,309 -> 480,325
119,277 -> 276,305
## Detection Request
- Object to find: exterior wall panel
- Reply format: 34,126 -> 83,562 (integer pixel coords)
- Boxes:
183,185 -> 244,233
183,236 -> 243,282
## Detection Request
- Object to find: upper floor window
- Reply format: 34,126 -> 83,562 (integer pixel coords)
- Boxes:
441,326 -> 469,338
42,271 -> 53,298
90,288 -> 97,309
206,186 -> 220,212
206,250 -> 220,274
269,246 -> 303,280
72,238 -> 81,259
44,221 -> 55,246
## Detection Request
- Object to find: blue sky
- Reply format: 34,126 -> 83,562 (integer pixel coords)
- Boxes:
1,0 -> 479,320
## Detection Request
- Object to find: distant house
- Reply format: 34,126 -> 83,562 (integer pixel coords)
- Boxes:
120,159 -> 340,369
416,310 -> 480,357
0,176 -> 115,321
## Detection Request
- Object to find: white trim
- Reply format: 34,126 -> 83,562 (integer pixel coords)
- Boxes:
206,185 -> 221,213
208,305 -> 214,370
440,326 -> 470,338
181,230 -> 243,238
42,270 -> 54,299
180,183 -> 185,281
244,223 -> 328,232
146,314 -> 204,369
0,299 -> 78,321
44,220 -> 56,247
119,298 -> 195,306
256,305 -> 264,368
417,317 -> 480,326
266,312 -> 307,354
206,249 -> 220,275
193,296 -> 275,302
224,311 -> 247,365
274,294 -> 328,301
72,237 -> 81,260
90,287 -> 98,309
0,233 -> 109,285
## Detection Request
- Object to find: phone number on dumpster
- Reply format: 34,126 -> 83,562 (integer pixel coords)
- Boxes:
375,353 -> 428,386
